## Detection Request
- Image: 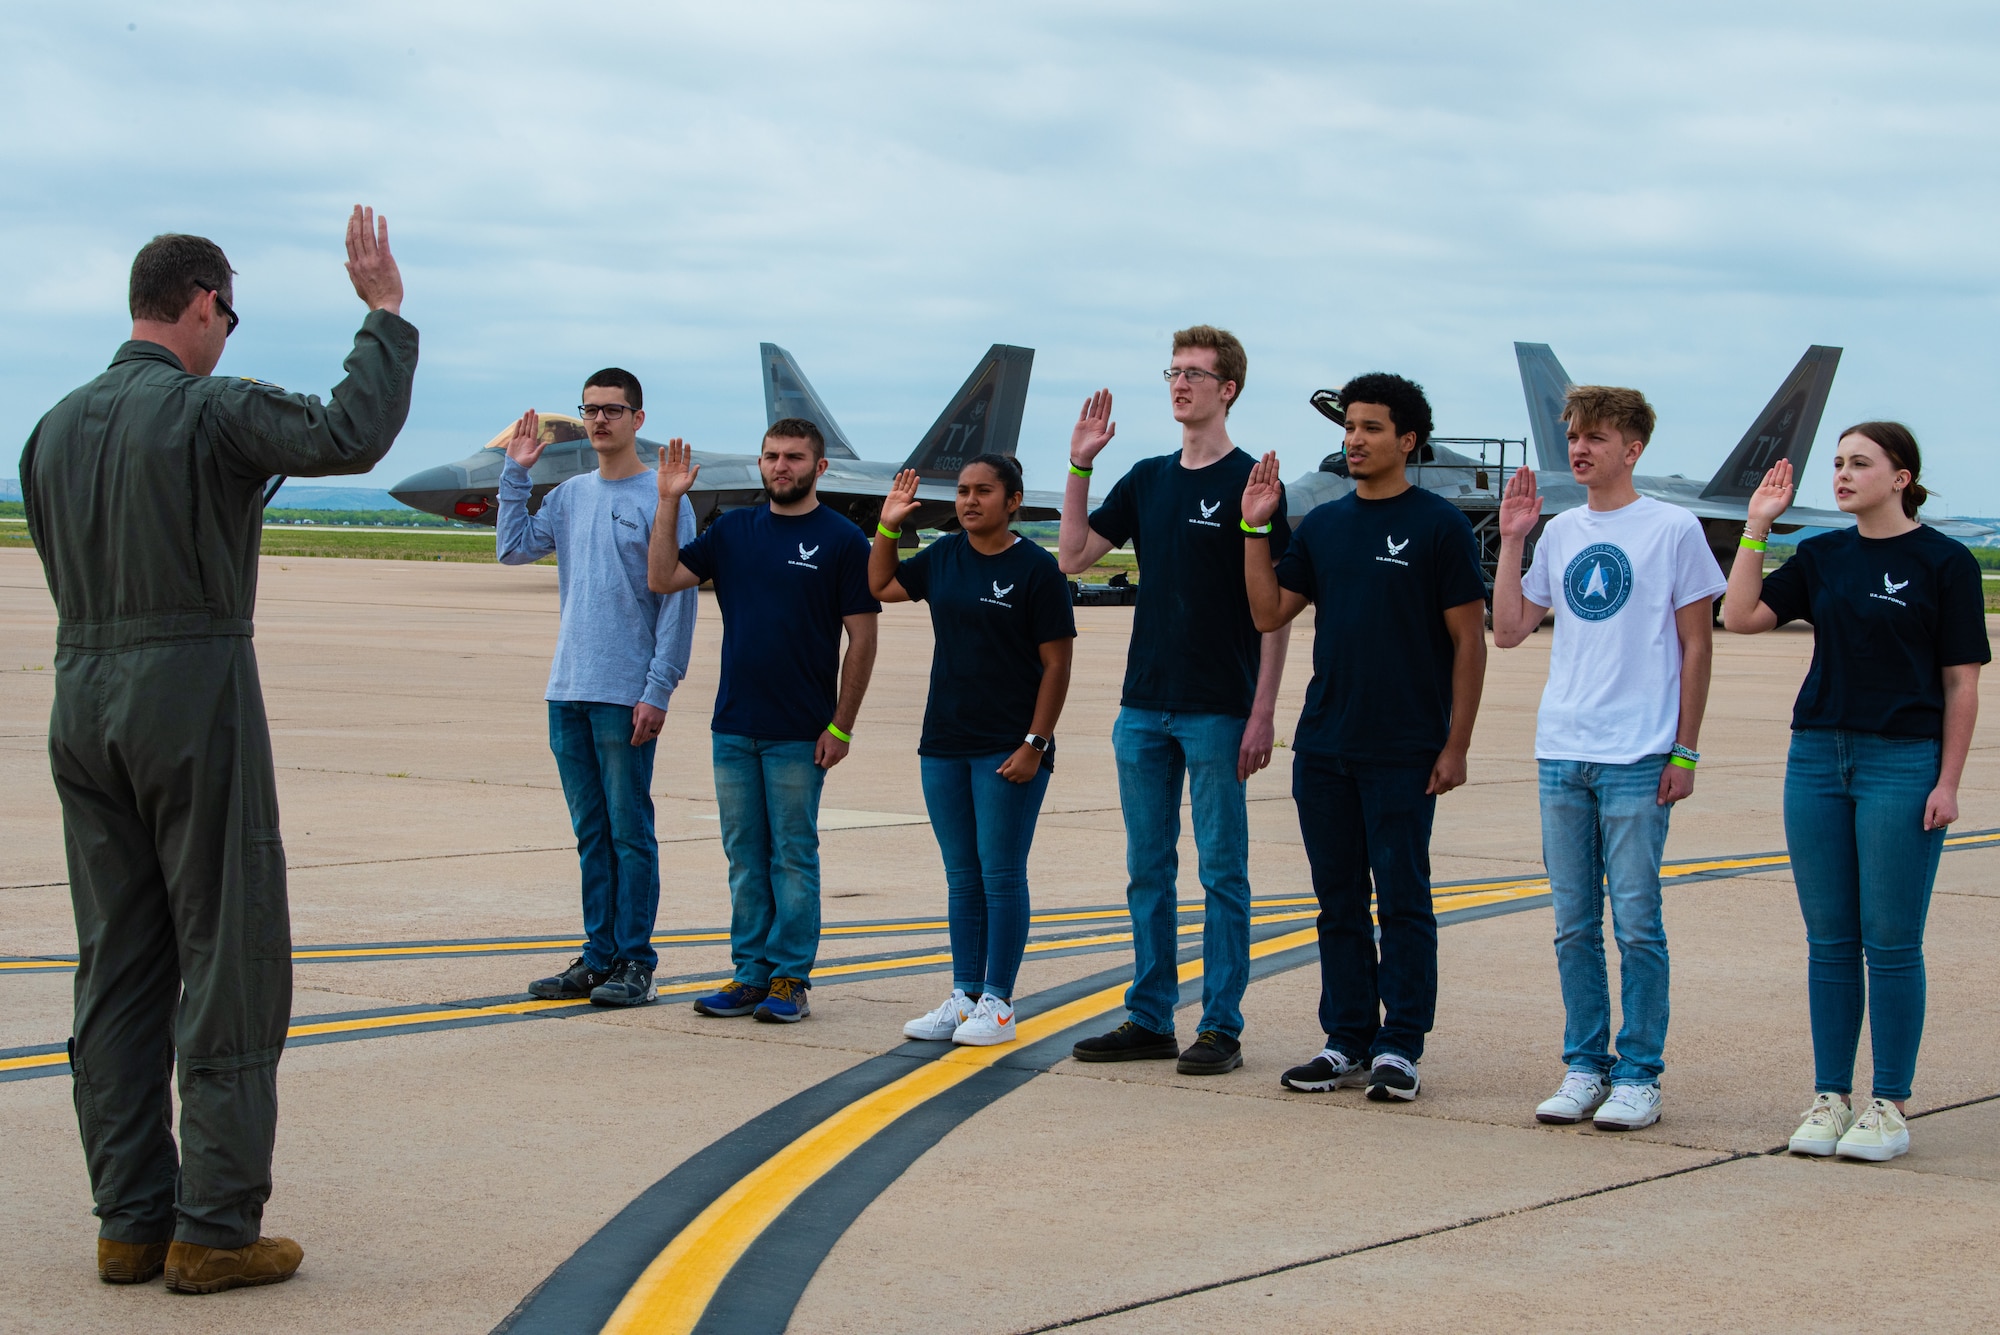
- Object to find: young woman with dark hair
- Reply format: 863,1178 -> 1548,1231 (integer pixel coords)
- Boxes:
1723,423 -> 1988,1161
868,455 -> 1076,1045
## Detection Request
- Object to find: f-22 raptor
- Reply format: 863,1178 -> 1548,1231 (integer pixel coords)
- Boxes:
1288,341 -> 1985,590
389,343 -> 1060,538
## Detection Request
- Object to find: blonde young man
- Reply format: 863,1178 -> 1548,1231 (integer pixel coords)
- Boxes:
1057,326 -> 1291,1075
1492,386 -> 1724,1131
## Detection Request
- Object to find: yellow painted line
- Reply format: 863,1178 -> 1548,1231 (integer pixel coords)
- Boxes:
0,1051 -> 67,1075
600,922 -> 1322,1335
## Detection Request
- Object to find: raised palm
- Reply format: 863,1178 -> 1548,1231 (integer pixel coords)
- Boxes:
881,468 -> 921,531
1748,459 -> 1794,529
1498,465 -> 1542,540
657,438 -> 698,500
503,410 -> 544,469
1070,389 -> 1115,465
1241,451 -> 1283,526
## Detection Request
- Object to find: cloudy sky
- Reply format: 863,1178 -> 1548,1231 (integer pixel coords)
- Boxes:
5,1 -> 1997,513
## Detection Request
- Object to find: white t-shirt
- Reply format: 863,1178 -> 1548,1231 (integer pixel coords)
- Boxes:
1522,496 -> 1726,764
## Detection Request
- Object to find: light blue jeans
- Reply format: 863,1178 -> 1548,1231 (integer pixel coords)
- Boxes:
1539,756 -> 1673,1085
548,702 -> 660,971
712,733 -> 827,987
920,752 -> 1051,1000
1112,708 -> 1251,1039
1783,729 -> 1944,1103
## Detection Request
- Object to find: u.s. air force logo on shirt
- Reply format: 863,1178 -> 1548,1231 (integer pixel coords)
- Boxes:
1563,542 -> 1633,621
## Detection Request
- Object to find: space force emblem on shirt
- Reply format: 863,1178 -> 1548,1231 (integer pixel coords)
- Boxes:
1563,542 -> 1633,622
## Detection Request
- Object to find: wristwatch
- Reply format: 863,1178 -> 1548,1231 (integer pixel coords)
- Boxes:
1025,733 -> 1052,753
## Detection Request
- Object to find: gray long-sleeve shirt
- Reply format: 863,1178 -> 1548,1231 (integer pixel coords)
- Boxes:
497,458 -> 696,711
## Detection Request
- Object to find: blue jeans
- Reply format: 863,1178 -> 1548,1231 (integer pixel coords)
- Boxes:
548,701 -> 660,972
1539,756 -> 1673,1085
1112,708 -> 1251,1039
1293,754 -> 1438,1062
920,752 -> 1052,999
712,733 -> 827,986
1783,729 -> 1944,1103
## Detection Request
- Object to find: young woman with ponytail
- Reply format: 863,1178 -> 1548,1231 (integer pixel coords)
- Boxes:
1723,422 -> 1988,1161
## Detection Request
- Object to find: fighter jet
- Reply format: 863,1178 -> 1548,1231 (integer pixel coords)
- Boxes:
1287,342 -> 1985,589
388,343 -> 1057,539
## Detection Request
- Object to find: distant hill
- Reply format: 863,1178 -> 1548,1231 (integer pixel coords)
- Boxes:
2,480 -> 410,511
266,485 -> 404,510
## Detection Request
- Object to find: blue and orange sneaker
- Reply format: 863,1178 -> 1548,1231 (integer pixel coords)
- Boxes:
753,977 -> 811,1024
693,980 -> 768,1017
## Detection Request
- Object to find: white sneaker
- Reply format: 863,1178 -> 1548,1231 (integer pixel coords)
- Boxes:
952,992 -> 1016,1046
1536,1070 -> 1609,1124
1835,1098 -> 1910,1162
1592,1082 -> 1663,1130
1788,1092 -> 1856,1156
903,989 -> 973,1041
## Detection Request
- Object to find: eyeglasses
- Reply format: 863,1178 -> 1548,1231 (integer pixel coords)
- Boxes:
1163,367 -> 1225,386
197,284 -> 239,336
577,404 -> 636,420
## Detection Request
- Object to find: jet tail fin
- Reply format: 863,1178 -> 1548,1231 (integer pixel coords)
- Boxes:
1514,342 -> 1575,471
760,344 -> 859,459
1699,345 -> 1842,499
899,344 -> 1035,478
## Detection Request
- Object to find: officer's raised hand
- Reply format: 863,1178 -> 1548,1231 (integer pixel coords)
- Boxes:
344,205 -> 404,315
503,411 -> 545,469
1242,451 -> 1283,527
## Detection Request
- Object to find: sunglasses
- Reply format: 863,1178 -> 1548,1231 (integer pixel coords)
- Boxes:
197,284 -> 240,337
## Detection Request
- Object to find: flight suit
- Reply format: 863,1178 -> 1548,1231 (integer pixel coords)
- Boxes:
18,310 -> 418,1248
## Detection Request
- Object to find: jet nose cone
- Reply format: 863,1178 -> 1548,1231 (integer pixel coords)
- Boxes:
390,464 -> 478,521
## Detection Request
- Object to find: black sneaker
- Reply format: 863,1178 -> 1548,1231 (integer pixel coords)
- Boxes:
1071,1020 -> 1180,1063
590,960 -> 657,1007
1366,1053 -> 1421,1102
528,956 -> 610,1000
1280,1047 -> 1368,1092
1177,1030 -> 1243,1075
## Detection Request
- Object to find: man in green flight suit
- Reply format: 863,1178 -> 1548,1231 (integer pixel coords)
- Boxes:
19,206 -> 416,1295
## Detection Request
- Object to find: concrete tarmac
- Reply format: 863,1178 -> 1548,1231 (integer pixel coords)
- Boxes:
2,548 -> 1997,1332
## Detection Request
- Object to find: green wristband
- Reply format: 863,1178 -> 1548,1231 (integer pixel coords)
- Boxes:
1069,461 -> 1094,477
876,523 -> 901,540
825,722 -> 853,744
1739,535 -> 1767,552
1240,519 -> 1272,535
1669,755 -> 1697,771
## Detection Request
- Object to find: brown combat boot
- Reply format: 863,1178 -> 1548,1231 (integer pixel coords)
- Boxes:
97,1238 -> 169,1284
163,1236 -> 303,1294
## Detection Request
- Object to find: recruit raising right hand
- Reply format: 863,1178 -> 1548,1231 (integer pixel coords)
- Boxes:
1498,465 -> 1542,541
1070,389 -> 1115,468
880,469 -> 921,533
1747,459 -> 1795,532
657,439 -> 698,501
1242,451 -> 1283,527
344,205 -> 404,316
503,410 -> 544,469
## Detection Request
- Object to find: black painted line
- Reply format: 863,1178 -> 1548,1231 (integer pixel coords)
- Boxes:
490,960 -> 1150,1335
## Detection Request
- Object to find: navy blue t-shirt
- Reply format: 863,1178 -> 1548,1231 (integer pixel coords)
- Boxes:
1089,449 -> 1290,718
1275,486 -> 1486,765
897,532 -> 1077,761
678,503 -> 881,740
1758,525 -> 1990,738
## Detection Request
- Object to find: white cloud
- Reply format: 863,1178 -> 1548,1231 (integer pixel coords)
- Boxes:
4,0 -> 1998,512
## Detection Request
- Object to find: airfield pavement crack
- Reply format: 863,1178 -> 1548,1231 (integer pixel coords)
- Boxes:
1009,1150 -> 1761,1333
